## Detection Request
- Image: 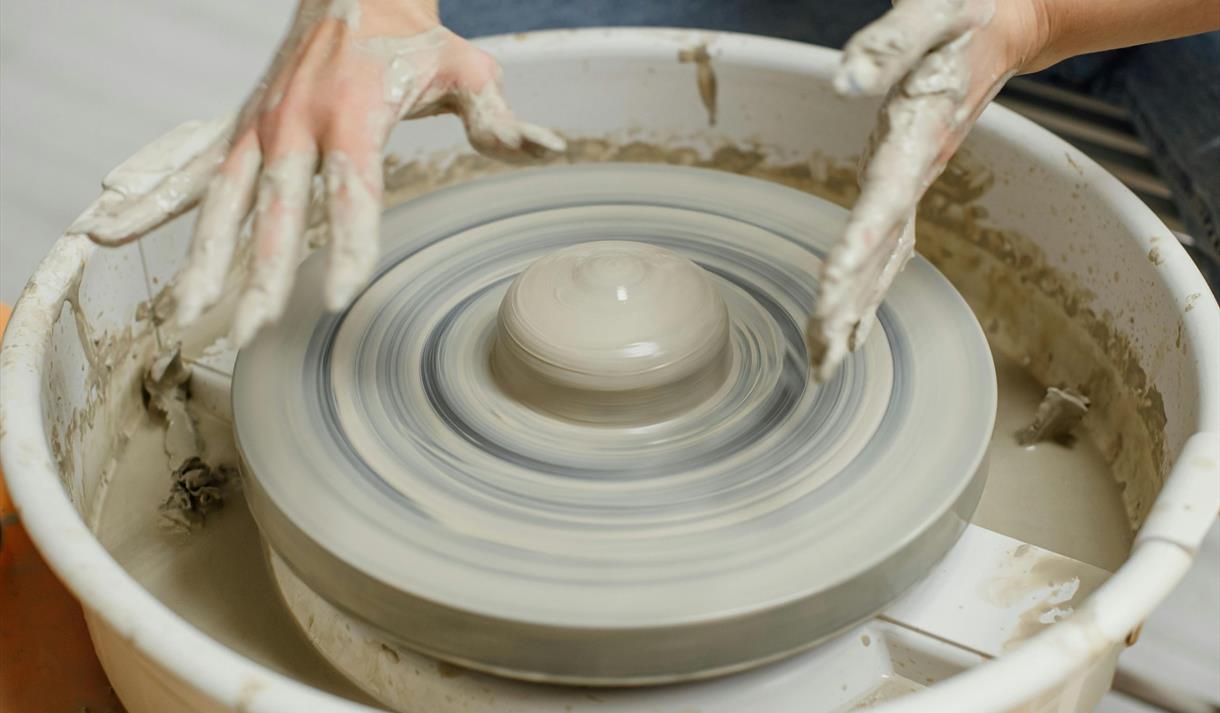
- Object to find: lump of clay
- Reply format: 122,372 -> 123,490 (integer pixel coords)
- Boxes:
1018,387 -> 1090,446
160,456 -> 235,532
494,241 -> 730,423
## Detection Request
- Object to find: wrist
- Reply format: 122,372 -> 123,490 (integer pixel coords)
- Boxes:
356,0 -> 440,36
998,0 -> 1058,74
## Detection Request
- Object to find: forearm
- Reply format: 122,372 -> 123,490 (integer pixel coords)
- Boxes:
1025,0 -> 1220,72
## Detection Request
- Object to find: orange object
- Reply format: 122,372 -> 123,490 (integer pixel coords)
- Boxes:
0,302 -> 124,713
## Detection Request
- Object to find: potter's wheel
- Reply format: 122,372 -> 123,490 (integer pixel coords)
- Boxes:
233,164 -> 996,685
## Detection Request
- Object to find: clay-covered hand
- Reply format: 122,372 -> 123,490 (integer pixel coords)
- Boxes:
807,0 -> 1046,380
69,0 -> 564,345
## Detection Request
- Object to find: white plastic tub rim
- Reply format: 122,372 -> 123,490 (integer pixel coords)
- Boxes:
2,28 -> 1218,713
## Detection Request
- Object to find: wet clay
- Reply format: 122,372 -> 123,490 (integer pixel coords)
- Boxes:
1018,386 -> 1090,447
158,456 -> 235,532
678,44 -> 717,126
142,345 -> 198,466
494,241 -> 730,423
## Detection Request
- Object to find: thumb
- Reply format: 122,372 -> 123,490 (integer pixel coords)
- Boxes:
453,79 -> 565,162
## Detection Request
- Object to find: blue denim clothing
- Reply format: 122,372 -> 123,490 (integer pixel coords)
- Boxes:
444,0 -> 892,48
443,3 -> 1220,290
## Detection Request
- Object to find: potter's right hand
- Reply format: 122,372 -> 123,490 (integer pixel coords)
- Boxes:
70,0 -> 564,346
806,0 -> 1046,382
806,0 -> 1218,381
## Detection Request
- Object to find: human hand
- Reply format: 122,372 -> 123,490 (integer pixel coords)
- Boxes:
70,0 -> 564,345
807,0 -> 1048,380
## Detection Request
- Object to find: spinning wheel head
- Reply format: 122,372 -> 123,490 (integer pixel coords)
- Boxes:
234,164 -> 995,685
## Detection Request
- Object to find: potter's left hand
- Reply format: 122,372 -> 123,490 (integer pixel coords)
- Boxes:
806,0 -> 1049,381
69,0 -> 563,346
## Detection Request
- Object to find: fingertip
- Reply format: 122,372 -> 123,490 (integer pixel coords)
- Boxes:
833,64 -> 865,97
229,306 -> 257,348
68,214 -> 129,247
837,53 -> 885,96
814,339 -> 849,383
832,71 -> 856,97
521,124 -> 567,154
66,213 -> 96,236
173,269 -> 220,327
321,150 -> 381,312
323,260 -> 371,312
230,292 -> 271,348
848,313 -> 877,352
174,282 -> 203,326
324,285 -> 352,313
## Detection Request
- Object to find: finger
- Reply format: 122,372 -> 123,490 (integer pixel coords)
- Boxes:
814,33 -> 991,381
516,121 -> 568,158
834,34 -> 980,287
809,233 -> 868,383
175,132 -> 263,326
836,0 -> 987,96
842,89 -> 959,270
321,149 -> 383,311
848,218 -> 915,351
842,35 -> 996,349
231,147 -> 317,346
809,100 -> 940,381
455,83 -> 567,162
809,91 -> 953,380
807,302 -> 852,384
70,116 -> 236,245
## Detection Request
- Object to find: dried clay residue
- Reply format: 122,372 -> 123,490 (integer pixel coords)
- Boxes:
678,44 -> 718,126
141,345 -> 233,531
44,254 -> 153,519
159,455 -> 234,532
1018,386 -> 1090,447
985,544 -> 1107,650
143,345 -> 197,466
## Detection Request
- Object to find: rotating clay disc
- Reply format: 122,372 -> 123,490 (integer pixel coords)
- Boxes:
233,164 -> 996,685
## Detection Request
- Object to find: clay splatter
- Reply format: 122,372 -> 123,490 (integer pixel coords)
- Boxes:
678,44 -> 717,126
159,455 -> 235,532
1018,386 -> 1090,447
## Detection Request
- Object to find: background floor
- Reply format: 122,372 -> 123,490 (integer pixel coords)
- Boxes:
1,1 -> 1217,711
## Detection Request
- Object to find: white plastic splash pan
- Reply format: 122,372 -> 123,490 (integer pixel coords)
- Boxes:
2,28 -> 1217,713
